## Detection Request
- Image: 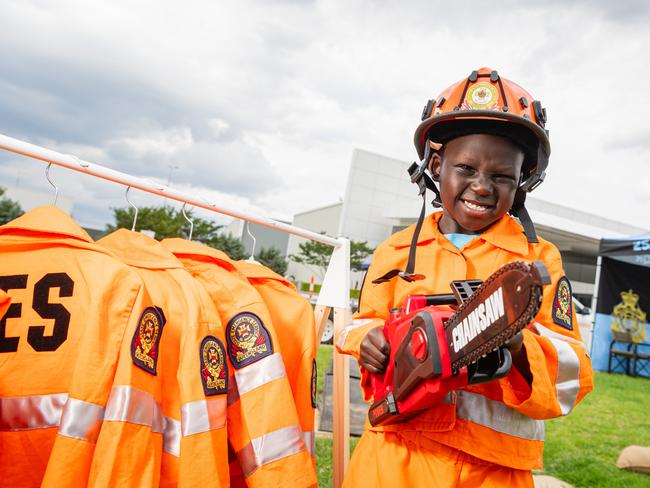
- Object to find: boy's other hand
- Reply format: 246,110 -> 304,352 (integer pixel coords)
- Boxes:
360,327 -> 390,374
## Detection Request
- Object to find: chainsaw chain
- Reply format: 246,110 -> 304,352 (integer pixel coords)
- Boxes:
443,262 -> 543,372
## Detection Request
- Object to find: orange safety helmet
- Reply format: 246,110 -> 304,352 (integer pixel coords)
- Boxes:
378,69 -> 550,284
411,67 -> 549,244
414,67 -> 550,194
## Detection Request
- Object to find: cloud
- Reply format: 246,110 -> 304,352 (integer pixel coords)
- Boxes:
0,0 -> 648,231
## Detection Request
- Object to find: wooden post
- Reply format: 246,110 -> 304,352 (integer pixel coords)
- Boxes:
314,304 -> 331,344
332,306 -> 350,488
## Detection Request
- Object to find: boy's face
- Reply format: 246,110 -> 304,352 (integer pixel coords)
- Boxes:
430,133 -> 524,235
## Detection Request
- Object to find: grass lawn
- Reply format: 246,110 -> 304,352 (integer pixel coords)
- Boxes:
541,372 -> 650,487
315,344 -> 650,487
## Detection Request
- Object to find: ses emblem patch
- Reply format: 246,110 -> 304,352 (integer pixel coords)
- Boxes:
552,276 -> 573,330
200,336 -> 228,396
131,306 -> 166,375
226,312 -> 273,369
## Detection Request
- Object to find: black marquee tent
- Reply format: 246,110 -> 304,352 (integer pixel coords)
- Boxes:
590,232 -> 650,377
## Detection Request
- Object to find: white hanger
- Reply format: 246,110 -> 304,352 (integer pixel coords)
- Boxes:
125,186 -> 138,231
245,221 -> 261,264
181,203 -> 194,241
45,163 -> 59,206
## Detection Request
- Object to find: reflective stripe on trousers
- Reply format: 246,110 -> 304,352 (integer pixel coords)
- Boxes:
0,392 -> 104,442
233,352 -> 287,396
237,424 -> 306,477
456,391 -> 545,441
534,322 -> 582,415
164,396 -> 227,457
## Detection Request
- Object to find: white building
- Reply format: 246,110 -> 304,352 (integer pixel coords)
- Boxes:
287,149 -> 648,303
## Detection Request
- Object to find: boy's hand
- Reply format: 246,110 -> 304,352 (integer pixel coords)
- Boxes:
360,327 -> 390,374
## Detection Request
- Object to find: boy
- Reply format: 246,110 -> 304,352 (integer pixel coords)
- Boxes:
336,68 -> 594,487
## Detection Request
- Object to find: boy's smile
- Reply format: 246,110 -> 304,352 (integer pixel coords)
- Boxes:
431,133 -> 524,235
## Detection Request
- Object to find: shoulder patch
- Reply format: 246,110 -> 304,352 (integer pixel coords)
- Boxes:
311,359 -> 318,409
200,336 -> 228,396
131,306 -> 166,375
552,276 -> 573,330
226,312 -> 273,369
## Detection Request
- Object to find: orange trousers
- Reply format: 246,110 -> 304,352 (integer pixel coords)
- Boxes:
343,430 -> 534,488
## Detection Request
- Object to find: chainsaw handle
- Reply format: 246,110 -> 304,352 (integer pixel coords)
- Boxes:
466,347 -> 512,385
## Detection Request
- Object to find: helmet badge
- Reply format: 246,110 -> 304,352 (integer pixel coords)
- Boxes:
463,82 -> 499,110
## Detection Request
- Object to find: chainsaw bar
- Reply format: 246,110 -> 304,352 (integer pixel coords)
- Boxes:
443,261 -> 549,372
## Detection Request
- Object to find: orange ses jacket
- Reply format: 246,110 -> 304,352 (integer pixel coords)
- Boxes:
0,290 -> 9,319
336,212 -> 594,471
0,206 -> 158,487
162,238 -> 317,488
97,230 -> 229,487
234,260 -> 318,462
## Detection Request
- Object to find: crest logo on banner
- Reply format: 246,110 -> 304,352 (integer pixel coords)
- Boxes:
611,289 -> 647,343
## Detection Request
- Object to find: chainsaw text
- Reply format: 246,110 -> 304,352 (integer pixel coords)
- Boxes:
452,287 -> 505,353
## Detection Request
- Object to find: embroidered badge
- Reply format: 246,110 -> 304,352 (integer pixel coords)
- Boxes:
311,359 -> 318,408
200,336 -> 228,396
131,306 -> 166,374
552,277 -> 573,330
226,312 -> 273,369
463,81 -> 499,110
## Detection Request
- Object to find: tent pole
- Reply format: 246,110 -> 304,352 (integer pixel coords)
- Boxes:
589,255 -> 602,354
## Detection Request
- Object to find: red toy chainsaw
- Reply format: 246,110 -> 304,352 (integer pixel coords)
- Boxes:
368,260 -> 550,426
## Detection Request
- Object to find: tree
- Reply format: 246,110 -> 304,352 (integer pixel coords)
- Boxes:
255,247 -> 288,276
289,232 -> 374,280
0,187 -> 23,225
106,205 -> 247,260
207,233 -> 247,261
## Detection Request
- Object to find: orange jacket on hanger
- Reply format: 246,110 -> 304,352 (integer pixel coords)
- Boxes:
0,290 -> 9,319
97,230 -> 229,487
0,206 -> 158,487
336,212 -> 594,472
162,238 -> 316,488
234,260 -> 318,462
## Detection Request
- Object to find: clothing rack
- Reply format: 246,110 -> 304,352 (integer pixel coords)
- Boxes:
0,132 -> 352,487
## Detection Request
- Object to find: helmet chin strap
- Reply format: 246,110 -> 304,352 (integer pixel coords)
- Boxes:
373,141 -> 438,284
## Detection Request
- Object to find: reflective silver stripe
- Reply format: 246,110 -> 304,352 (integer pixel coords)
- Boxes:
0,393 -> 68,431
181,396 -> 227,436
336,318 -> 374,349
165,397 -> 227,456
456,391 -> 545,441
533,322 -> 580,344
163,416 -> 181,457
104,385 -> 164,433
533,322 -> 581,415
238,424 -> 306,477
234,353 -> 287,396
303,430 -> 315,457
59,397 -> 105,442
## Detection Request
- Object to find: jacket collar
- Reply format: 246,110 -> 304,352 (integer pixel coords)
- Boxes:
233,259 -> 293,288
97,229 -> 183,269
0,205 -> 93,242
389,211 -> 529,256
160,238 -> 237,271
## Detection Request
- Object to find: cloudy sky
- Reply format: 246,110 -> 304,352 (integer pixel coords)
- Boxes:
0,0 -> 649,232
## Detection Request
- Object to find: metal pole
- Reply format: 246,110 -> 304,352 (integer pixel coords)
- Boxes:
0,133 -> 341,248
589,254 -> 603,354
